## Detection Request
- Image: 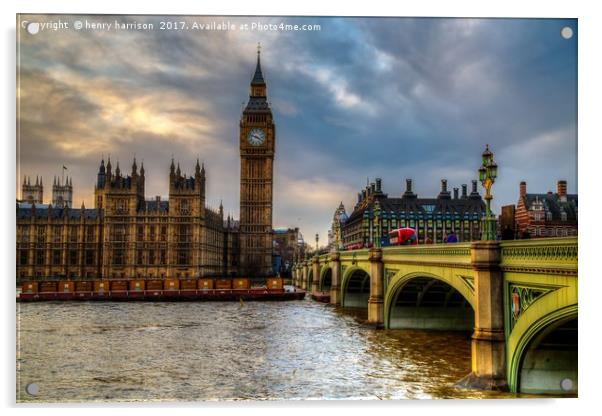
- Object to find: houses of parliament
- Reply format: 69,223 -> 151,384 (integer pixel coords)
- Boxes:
16,49 -> 281,282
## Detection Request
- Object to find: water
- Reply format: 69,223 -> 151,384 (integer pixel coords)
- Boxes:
16,296 -> 522,402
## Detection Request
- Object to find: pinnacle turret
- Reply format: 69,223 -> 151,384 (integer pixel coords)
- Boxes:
251,42 -> 265,85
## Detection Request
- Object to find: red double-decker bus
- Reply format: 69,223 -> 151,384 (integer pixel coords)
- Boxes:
388,228 -> 418,246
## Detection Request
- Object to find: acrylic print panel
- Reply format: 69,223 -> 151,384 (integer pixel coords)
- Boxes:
16,15 -> 578,402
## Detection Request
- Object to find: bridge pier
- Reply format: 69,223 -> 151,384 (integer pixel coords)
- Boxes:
312,257 -> 320,294
329,251 -> 341,305
368,248 -> 384,328
458,241 -> 507,391
301,263 -> 308,290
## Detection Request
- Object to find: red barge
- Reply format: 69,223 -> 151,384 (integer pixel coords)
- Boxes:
310,291 -> 331,303
18,277 -> 306,302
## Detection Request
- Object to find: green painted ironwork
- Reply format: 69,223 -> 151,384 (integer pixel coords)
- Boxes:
478,144 -> 498,241
293,237 -> 577,393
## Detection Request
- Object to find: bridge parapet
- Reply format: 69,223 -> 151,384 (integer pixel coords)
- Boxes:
382,243 -> 472,269
499,237 -> 577,276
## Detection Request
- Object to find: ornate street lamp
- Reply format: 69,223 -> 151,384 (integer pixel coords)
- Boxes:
479,144 -> 498,240
315,233 -> 319,253
373,199 -> 382,248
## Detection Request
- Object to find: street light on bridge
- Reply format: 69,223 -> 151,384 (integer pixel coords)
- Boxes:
478,144 -> 498,241
315,233 -> 319,253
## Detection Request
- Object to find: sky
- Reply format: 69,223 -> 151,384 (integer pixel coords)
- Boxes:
16,15 -> 577,243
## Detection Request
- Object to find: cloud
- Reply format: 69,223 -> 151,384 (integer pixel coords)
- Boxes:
17,15 -> 577,241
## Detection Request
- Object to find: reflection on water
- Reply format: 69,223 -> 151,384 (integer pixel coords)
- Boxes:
17,297 -> 522,402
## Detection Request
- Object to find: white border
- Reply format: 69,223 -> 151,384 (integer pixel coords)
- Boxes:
2,1 -> 600,415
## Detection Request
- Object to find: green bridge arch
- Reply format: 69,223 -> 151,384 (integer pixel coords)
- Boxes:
506,284 -> 577,393
340,265 -> 370,308
384,270 -> 476,330
306,268 -> 313,290
319,265 -> 333,292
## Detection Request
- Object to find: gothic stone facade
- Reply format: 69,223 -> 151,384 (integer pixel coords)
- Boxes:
238,50 -> 275,276
17,50 -> 290,282
16,159 -> 238,282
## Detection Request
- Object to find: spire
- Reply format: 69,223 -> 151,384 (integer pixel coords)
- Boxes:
132,157 -> 138,175
99,158 -> 106,174
170,158 -> 175,174
115,161 -> 121,177
251,42 -> 265,85
81,200 -> 85,209
176,162 -> 181,176
36,175 -> 39,186
201,162 -> 205,175
195,158 -> 201,175
140,161 -> 145,176
106,157 -> 112,175
40,176 -> 42,186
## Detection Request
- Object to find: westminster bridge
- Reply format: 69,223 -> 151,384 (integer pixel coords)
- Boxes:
291,237 -> 578,395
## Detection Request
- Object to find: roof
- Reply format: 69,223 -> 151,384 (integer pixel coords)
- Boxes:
523,193 -> 578,221
346,195 -> 486,223
144,199 -> 169,213
251,53 -> 265,85
244,96 -> 270,112
273,228 -> 298,234
16,203 -> 99,220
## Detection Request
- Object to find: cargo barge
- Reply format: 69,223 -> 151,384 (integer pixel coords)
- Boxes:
310,291 -> 331,303
18,277 -> 306,302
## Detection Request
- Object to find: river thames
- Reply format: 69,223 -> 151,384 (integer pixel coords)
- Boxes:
16,295 -> 524,402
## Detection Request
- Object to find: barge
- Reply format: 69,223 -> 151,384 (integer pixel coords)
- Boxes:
310,291 -> 331,303
18,277 -> 306,302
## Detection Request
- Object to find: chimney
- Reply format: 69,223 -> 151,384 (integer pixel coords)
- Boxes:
472,180 -> 478,194
453,187 -> 459,199
520,181 -> 527,198
557,180 -> 567,202
438,179 -> 451,199
375,178 -> 382,193
461,184 -> 467,198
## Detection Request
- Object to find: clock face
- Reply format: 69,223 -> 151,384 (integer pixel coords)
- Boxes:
246,128 -> 266,146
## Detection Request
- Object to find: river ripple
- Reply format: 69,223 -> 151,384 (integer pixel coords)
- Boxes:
16,296 -> 522,402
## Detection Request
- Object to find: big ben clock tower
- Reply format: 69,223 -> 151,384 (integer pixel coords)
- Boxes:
239,46 -> 275,277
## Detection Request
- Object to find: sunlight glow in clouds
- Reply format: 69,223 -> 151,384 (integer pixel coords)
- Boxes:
17,15 -> 577,241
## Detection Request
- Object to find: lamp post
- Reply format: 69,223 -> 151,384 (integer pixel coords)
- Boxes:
373,199 -> 382,248
315,233 -> 319,253
478,144 -> 498,241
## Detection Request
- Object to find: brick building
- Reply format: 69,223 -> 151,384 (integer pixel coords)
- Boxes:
513,180 -> 578,239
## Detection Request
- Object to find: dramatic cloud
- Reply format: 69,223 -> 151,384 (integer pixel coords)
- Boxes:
17,15 -> 577,242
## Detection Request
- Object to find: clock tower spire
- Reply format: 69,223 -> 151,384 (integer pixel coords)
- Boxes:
239,45 -> 275,277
